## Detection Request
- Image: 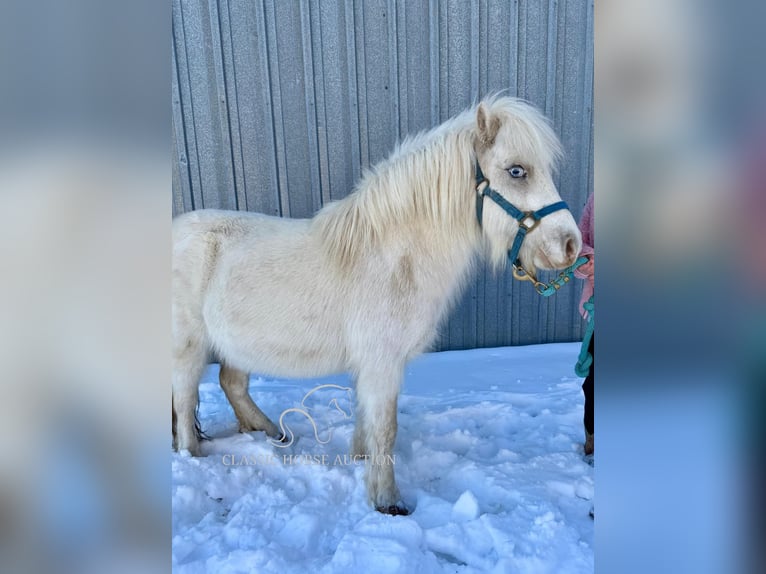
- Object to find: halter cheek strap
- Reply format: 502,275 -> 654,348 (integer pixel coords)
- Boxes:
474,162 -> 569,266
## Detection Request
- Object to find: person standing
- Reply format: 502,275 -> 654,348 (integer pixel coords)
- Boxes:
575,193 -> 594,455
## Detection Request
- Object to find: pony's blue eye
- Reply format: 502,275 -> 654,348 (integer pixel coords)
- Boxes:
508,165 -> 527,179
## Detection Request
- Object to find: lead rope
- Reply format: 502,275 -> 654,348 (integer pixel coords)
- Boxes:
575,296 -> 594,377
511,255 -> 586,296
513,253 -> 594,377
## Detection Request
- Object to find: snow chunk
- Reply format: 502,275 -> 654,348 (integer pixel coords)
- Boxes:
451,490 -> 480,521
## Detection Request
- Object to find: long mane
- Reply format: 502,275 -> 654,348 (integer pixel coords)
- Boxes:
312,96 -> 561,269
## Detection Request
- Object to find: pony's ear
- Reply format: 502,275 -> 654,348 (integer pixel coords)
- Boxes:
476,103 -> 500,146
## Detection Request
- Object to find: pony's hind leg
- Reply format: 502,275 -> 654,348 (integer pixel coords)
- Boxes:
172,337 -> 208,456
219,363 -> 281,438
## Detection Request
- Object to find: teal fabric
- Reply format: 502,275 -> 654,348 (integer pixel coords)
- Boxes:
575,296 -> 594,378
538,256 -> 589,297
526,255 -> 593,378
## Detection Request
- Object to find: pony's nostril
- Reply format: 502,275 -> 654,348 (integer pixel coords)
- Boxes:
565,235 -> 578,261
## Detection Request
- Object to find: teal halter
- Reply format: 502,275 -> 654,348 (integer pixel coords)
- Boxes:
474,163 -> 594,379
474,162 -> 569,267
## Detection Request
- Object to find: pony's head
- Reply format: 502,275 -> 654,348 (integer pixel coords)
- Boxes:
473,97 -> 581,275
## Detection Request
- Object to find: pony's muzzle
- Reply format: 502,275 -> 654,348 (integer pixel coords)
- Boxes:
536,229 -> 582,270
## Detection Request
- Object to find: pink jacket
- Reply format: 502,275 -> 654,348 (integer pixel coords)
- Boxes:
574,193 -> 594,319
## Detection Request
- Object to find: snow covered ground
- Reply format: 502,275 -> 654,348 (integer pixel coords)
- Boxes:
172,343 -> 594,573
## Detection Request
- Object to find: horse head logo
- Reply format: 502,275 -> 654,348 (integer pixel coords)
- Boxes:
269,384 -> 353,448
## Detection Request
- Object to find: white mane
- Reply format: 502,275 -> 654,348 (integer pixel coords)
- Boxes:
312,96 -> 562,269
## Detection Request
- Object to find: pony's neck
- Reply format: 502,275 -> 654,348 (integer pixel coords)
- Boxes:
388,122 -> 483,269
314,114 -> 483,275
365,122 -> 484,310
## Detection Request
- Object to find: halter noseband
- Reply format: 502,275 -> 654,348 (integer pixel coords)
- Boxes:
474,162 -> 570,288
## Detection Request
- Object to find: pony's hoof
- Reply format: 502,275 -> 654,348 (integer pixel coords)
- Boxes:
376,504 -> 410,516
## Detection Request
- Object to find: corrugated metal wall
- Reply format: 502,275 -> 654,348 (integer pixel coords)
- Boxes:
172,0 -> 593,351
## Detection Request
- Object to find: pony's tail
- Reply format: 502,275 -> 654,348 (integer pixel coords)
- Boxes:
172,396 -> 176,449
194,406 -> 210,441
171,396 -> 210,447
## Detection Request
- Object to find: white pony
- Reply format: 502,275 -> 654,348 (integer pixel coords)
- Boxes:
172,96 -> 581,515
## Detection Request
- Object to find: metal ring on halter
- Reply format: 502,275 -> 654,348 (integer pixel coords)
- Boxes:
518,212 -> 540,232
512,263 -> 546,293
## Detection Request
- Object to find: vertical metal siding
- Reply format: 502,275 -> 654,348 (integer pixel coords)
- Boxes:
172,0 -> 594,351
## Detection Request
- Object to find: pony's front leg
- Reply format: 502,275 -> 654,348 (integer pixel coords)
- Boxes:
355,364 -> 408,515
351,375 -> 368,457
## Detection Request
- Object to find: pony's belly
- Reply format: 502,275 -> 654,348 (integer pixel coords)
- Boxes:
211,328 -> 347,379
202,258 -> 348,377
